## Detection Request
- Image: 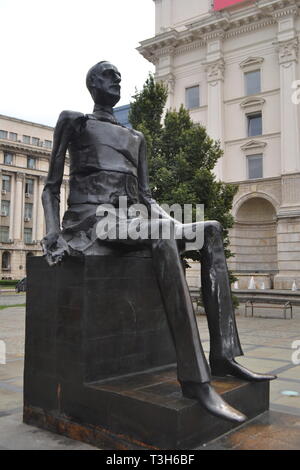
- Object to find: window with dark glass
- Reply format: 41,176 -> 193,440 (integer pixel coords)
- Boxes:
185,85 -> 200,109
24,227 -> 33,244
32,137 -> 40,146
247,154 -> 263,179
0,130 -> 8,139
0,226 -> 9,243
1,251 -> 11,270
245,70 -> 261,96
24,203 -> 33,221
9,132 -> 17,141
27,156 -> 36,169
25,178 -> 34,195
23,135 -> 30,144
2,175 -> 11,192
4,152 -> 13,165
247,112 -> 262,137
1,200 -> 10,217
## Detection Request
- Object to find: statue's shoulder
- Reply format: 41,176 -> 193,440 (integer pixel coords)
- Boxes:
55,110 -> 87,133
130,128 -> 145,143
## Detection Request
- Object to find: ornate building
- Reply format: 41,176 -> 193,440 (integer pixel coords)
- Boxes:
138,0 -> 300,289
0,115 -> 69,280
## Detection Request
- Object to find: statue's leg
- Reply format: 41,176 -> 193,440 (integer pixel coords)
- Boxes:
199,221 -> 276,382
149,220 -> 246,423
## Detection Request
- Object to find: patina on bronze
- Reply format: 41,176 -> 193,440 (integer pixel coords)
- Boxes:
41,61 -> 275,424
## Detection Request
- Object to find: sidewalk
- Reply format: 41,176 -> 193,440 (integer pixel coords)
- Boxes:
0,302 -> 299,449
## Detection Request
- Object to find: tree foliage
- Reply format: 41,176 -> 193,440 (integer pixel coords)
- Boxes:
129,74 -> 238,263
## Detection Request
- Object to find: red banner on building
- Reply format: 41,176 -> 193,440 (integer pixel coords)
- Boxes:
214,0 -> 254,11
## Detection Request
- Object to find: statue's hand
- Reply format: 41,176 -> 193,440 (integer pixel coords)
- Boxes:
41,231 -> 70,266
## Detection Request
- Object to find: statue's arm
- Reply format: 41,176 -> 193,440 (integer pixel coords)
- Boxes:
41,110 -> 84,265
137,133 -> 179,222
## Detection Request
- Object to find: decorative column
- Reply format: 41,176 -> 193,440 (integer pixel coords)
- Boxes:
277,37 -> 300,175
36,176 -> 46,242
13,172 -> 24,241
206,58 -> 225,180
273,8 -> 300,288
8,173 -> 15,241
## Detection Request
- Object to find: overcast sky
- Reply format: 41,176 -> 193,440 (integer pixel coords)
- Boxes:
0,0 -> 155,127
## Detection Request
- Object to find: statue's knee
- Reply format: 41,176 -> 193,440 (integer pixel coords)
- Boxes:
204,220 -> 223,235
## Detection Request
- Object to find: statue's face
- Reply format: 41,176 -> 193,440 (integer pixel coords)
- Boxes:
91,62 -> 121,107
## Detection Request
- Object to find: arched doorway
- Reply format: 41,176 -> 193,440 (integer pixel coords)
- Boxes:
230,197 -> 278,286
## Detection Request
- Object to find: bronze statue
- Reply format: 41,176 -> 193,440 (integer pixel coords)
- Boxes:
42,61 -> 275,424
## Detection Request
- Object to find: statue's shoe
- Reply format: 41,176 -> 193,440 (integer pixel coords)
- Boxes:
210,357 -> 277,382
180,381 -> 247,424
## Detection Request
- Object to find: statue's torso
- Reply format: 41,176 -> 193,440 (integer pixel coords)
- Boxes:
68,119 -> 141,206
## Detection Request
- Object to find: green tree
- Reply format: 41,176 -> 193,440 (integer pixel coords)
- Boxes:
129,74 -> 238,265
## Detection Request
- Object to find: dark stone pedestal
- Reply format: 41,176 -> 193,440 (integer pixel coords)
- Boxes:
23,256 -> 270,450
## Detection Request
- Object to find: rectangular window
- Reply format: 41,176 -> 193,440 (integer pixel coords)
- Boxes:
2,175 -> 11,193
1,200 -> 10,217
247,154 -> 263,179
44,140 -> 52,149
247,112 -> 262,136
0,130 -> 8,139
24,227 -> 32,244
0,226 -> 9,243
185,85 -> 200,110
25,178 -> 34,195
4,152 -> 13,165
9,132 -> 17,141
27,156 -> 36,169
24,203 -> 33,220
32,137 -> 40,146
245,70 -> 261,96
23,135 -> 30,144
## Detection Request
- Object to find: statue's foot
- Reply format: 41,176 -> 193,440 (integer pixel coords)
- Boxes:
210,357 -> 277,382
180,381 -> 247,424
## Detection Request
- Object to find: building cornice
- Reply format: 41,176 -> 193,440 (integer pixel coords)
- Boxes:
138,0 -> 300,63
0,140 -> 51,158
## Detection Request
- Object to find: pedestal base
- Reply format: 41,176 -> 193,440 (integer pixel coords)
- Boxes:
24,365 -> 269,450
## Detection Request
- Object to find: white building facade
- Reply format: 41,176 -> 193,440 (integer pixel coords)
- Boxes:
138,0 -> 300,289
0,115 -> 69,280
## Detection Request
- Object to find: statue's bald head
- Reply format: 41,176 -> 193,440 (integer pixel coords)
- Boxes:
86,61 -> 121,107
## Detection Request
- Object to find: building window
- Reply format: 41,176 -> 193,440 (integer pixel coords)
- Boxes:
185,85 -> 200,109
44,140 -> 52,149
247,154 -> 263,179
32,137 -> 40,146
24,228 -> 32,244
245,70 -> 261,96
24,203 -> 33,221
9,132 -> 17,142
2,175 -> 11,193
1,251 -> 11,270
247,112 -> 262,137
27,156 -> 36,169
23,135 -> 30,144
1,200 -> 10,217
0,226 -> 9,243
25,178 -> 34,195
0,130 -> 8,139
4,152 -> 13,165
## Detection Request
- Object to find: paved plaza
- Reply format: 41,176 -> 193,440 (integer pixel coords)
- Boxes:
0,293 -> 299,450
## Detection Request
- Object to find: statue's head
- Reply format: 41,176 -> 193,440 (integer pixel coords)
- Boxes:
86,61 -> 121,107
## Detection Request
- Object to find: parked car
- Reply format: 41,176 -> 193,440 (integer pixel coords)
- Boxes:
15,278 -> 27,293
